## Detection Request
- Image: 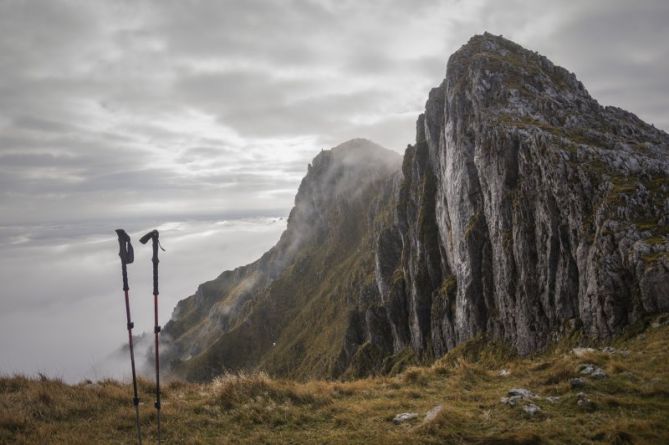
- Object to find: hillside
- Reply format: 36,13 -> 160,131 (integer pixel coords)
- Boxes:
162,139 -> 403,380
2,320 -> 669,444
162,33 -> 669,381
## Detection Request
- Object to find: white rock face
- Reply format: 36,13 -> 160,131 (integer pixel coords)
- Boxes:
375,32 -> 669,358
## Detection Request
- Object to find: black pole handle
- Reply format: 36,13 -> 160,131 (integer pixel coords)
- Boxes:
115,229 -> 134,291
139,229 -> 164,295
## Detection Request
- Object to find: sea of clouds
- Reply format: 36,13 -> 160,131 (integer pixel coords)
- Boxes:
0,216 -> 286,383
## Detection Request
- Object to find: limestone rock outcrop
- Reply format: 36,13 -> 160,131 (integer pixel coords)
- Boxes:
377,33 -> 668,356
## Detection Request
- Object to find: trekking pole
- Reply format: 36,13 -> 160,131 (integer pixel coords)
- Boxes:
115,229 -> 142,445
139,229 -> 165,444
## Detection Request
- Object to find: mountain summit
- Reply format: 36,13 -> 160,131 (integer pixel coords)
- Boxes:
163,34 -> 668,381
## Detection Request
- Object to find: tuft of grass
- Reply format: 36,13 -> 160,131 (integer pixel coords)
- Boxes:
211,372 -> 330,410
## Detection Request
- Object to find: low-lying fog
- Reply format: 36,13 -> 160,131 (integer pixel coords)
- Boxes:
0,216 -> 286,383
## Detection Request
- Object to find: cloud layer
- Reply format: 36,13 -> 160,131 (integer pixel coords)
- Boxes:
1,0 -> 668,225
0,217 -> 286,382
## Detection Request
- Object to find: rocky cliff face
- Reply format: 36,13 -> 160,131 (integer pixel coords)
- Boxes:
377,33 -> 669,358
163,34 -> 669,381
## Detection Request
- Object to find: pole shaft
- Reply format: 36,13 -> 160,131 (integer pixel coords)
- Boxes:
154,292 -> 161,444
123,282 -> 142,445
134,404 -> 142,445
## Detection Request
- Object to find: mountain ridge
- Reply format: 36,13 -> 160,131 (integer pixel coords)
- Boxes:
163,138 -> 402,380
162,33 -> 669,381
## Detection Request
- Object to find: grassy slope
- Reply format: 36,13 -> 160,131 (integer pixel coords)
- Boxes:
2,320 -> 668,444
172,177 -> 395,382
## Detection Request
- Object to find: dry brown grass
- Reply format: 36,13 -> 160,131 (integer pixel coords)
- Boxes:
2,321 -> 669,444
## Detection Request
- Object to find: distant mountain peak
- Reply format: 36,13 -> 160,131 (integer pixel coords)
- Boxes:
330,138 -> 392,154
311,138 -> 401,171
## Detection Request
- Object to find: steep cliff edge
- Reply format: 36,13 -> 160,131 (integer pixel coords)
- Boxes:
163,34 -> 668,381
377,33 -> 669,359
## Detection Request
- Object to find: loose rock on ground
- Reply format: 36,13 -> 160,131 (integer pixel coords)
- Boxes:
393,412 -> 418,424
523,404 -> 541,416
424,405 -> 443,423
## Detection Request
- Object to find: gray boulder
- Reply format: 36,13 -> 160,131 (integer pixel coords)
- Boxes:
507,388 -> 536,398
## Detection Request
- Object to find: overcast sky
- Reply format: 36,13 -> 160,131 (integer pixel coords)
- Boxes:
1,0 -> 668,381
1,0 -> 668,226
